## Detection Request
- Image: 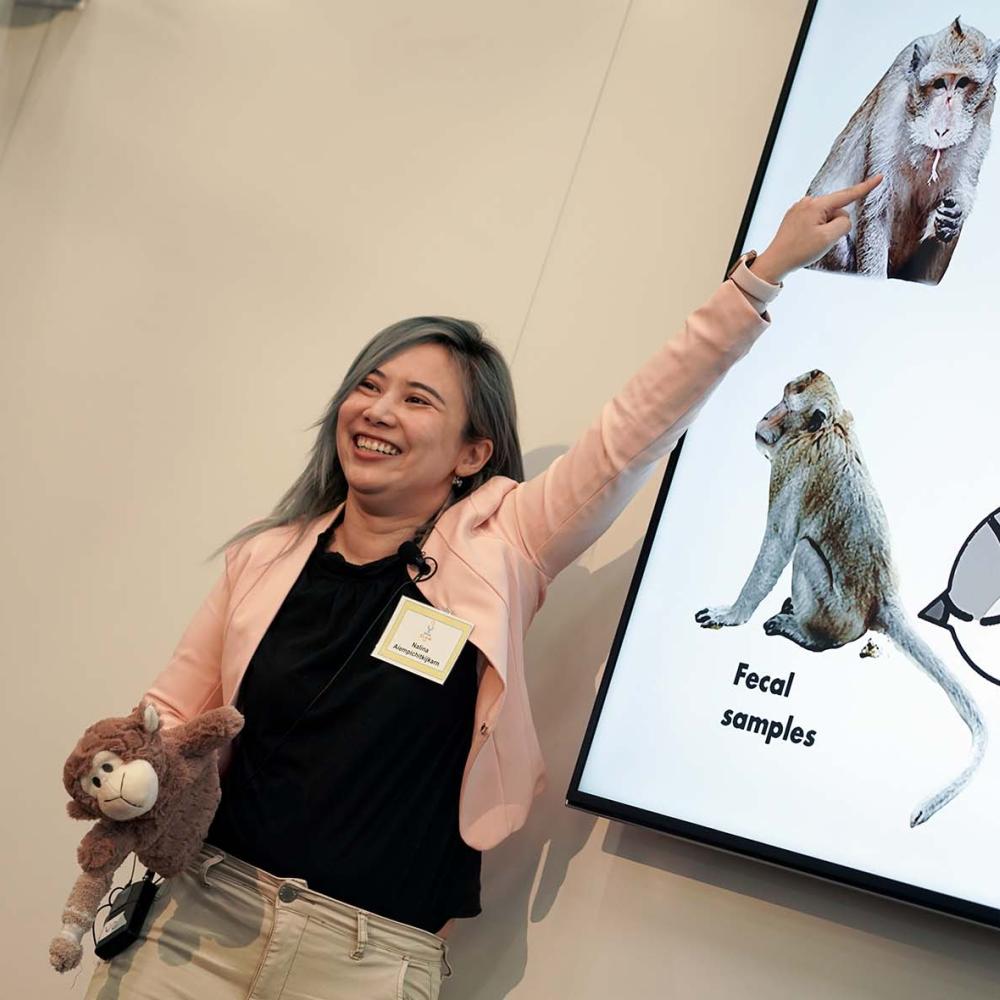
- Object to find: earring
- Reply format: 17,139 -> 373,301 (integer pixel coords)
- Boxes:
452,475 -> 464,489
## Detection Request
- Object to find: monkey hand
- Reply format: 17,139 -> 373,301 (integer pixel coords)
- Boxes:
695,606 -> 746,629
932,196 -> 962,243
49,924 -> 85,973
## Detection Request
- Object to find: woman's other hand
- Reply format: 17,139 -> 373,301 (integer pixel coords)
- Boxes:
751,175 -> 883,284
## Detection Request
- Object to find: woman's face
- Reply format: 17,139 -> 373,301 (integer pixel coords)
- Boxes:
336,342 -> 493,514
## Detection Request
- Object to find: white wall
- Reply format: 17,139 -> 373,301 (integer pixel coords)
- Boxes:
3,2 -> 999,997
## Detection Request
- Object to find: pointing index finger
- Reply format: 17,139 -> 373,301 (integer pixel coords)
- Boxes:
817,174 -> 883,210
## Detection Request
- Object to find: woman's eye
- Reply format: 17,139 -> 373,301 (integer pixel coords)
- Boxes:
407,396 -> 429,406
358,379 -> 377,391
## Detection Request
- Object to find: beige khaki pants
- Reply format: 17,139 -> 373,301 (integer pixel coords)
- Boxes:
84,845 -> 452,1000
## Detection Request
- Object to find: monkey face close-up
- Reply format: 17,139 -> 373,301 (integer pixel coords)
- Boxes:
806,17 -> 998,284
906,22 -> 998,152
754,370 -> 842,457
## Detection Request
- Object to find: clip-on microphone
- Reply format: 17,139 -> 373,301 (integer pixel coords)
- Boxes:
397,540 -> 437,581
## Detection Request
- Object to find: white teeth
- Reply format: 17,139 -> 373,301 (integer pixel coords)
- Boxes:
355,435 -> 400,456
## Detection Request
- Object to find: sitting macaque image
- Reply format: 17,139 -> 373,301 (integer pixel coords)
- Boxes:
695,371 -> 986,826
807,17 -> 999,284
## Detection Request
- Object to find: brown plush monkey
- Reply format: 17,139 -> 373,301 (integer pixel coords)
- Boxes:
49,701 -> 244,973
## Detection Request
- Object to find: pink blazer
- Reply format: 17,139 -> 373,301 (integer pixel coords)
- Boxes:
145,281 -> 768,850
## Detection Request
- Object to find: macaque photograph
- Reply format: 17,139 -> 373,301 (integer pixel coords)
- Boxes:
806,17 -> 999,285
694,370 -> 989,830
574,0 -> 1000,927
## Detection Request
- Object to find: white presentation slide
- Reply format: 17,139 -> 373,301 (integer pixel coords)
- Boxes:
574,0 -> 1000,922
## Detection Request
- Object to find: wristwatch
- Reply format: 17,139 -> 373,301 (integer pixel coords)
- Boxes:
727,249 -> 782,306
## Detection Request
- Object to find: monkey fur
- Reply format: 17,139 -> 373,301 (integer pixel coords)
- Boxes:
49,701 -> 243,973
695,370 -> 986,827
807,17 -> 999,284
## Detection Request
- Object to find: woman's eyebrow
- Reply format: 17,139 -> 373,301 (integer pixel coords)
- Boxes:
408,381 -> 446,405
369,368 -> 445,405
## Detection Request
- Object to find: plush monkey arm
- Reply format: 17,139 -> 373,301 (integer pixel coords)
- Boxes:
49,824 -> 135,973
165,704 -> 244,758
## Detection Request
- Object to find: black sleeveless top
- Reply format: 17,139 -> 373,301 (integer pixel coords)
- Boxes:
207,522 -> 482,931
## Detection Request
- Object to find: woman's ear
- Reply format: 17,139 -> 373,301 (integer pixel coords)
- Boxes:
456,437 -> 494,478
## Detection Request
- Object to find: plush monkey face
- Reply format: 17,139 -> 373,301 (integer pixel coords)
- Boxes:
906,19 -> 999,152
755,370 -> 842,457
78,748 -> 159,821
63,703 -> 165,822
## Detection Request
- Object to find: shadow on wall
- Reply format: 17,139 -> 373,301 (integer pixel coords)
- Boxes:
10,6 -> 59,27
608,816 -> 1000,967
11,2 -> 79,25
446,445 -> 644,1000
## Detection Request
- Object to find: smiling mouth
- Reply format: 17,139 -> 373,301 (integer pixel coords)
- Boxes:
104,792 -> 141,808
354,434 -> 401,456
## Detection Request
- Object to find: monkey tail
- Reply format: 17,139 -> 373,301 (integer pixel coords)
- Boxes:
878,604 -> 987,828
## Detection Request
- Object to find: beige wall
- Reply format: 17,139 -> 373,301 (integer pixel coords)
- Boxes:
4,2 -> 999,997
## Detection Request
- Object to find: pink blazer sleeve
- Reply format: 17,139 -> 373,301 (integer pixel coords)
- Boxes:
499,280 -> 769,580
143,550 -> 233,728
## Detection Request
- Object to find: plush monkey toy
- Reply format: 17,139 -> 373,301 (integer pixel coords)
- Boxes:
49,701 -> 244,973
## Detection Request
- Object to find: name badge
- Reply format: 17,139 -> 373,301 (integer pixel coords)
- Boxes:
371,596 -> 474,684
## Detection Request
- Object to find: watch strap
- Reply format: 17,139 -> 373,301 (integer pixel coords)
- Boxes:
728,251 -> 782,306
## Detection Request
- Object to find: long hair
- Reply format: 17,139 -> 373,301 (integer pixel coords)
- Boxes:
211,316 -> 523,559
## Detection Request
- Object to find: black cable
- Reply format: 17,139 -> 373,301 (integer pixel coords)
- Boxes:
91,853 -> 138,946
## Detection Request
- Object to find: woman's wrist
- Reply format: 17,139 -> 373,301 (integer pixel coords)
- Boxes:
748,250 -> 786,286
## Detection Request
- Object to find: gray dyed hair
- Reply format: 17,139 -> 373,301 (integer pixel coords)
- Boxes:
212,316 -> 523,558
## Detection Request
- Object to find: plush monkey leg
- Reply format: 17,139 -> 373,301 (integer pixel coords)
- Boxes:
49,868 -> 115,973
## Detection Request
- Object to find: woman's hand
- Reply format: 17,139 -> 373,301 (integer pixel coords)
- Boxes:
751,175 -> 883,285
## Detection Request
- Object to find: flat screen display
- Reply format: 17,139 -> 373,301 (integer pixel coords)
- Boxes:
568,0 -> 1000,928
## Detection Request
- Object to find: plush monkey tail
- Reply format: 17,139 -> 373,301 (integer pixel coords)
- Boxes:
879,604 -> 987,827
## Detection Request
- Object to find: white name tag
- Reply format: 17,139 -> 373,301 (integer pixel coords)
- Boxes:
371,596 -> 474,684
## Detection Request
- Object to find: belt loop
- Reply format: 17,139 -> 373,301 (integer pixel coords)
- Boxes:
441,940 -> 453,978
199,853 -> 224,887
349,910 -> 368,960
395,956 -> 410,1000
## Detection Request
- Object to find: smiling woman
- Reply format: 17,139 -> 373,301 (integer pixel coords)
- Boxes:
81,180 -> 879,1000
214,317 -> 525,566
334,342 -> 499,556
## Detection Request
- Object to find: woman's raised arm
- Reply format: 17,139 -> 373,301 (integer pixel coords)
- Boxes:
491,176 -> 883,580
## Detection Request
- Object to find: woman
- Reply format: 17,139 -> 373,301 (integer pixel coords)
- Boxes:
84,177 -> 880,1000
